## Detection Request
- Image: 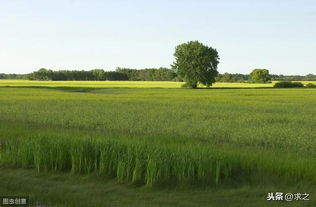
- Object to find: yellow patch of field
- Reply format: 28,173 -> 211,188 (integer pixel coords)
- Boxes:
0,80 -> 315,88
212,82 -> 274,88
0,80 -> 181,88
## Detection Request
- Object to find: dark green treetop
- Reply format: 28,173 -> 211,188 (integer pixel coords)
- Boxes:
250,69 -> 271,83
172,41 -> 219,88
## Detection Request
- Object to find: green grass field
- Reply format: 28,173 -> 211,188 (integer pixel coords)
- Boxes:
0,80 -> 315,206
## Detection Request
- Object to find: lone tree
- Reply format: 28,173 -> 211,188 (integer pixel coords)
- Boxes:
172,41 -> 219,88
250,69 -> 271,83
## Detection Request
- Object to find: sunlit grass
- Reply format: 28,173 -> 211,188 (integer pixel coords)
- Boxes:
1,79 -> 316,88
0,80 -> 183,88
0,82 -> 316,187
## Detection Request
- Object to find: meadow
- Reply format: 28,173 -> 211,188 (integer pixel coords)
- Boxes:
0,80 -> 315,206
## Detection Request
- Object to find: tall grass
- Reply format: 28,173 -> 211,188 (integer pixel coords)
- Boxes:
1,134 -> 315,186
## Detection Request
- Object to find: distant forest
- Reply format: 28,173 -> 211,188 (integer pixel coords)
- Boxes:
0,68 -> 177,81
216,73 -> 316,82
1,68 -> 316,82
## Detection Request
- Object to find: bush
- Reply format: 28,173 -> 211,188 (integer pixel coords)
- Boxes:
273,81 -> 304,88
305,83 -> 316,88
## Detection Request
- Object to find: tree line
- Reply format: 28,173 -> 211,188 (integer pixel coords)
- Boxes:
216,73 -> 316,82
1,69 -> 316,82
0,73 -> 28,79
24,67 -> 177,81
27,69 -> 128,81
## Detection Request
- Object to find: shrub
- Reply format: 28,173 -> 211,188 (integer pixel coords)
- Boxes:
273,81 -> 304,88
305,83 -> 316,88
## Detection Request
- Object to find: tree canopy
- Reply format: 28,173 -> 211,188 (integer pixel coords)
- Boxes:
250,69 -> 271,83
172,41 -> 219,88
27,68 -> 176,81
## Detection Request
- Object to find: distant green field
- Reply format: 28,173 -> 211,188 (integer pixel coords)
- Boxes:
0,81 -> 315,206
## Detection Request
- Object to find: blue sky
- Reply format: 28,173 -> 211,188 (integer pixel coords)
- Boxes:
1,0 -> 315,75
